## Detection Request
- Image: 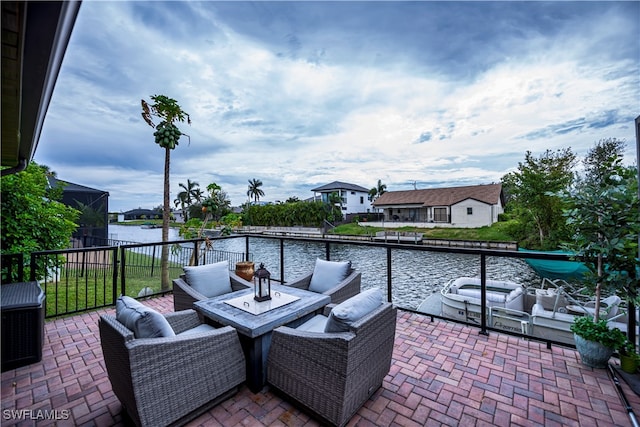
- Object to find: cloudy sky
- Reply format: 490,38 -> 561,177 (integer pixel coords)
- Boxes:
36,1 -> 639,212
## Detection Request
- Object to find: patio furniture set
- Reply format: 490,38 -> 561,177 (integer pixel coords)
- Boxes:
98,258 -> 397,427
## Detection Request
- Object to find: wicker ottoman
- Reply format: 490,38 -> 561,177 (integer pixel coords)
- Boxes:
1,281 -> 45,371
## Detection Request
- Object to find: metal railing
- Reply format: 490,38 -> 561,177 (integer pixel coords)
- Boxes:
9,232 -> 636,348
27,237 -> 249,318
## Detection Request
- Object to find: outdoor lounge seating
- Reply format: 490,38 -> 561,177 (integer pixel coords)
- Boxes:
98,297 -> 246,427
284,258 -> 361,304
172,260 -> 252,312
267,289 -> 396,427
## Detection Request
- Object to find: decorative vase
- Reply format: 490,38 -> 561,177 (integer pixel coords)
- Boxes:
574,334 -> 614,368
620,353 -> 638,374
235,261 -> 255,282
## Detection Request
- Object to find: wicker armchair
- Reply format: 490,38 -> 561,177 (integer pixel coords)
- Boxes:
285,265 -> 361,304
267,302 -> 397,427
172,271 -> 252,312
99,309 -> 246,427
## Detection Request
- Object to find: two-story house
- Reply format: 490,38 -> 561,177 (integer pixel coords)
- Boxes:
311,181 -> 373,214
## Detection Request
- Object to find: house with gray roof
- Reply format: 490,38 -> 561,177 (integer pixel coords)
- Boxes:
371,183 -> 504,228
311,181 -> 373,214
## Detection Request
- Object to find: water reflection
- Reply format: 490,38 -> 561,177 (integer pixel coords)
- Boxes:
108,225 -> 540,310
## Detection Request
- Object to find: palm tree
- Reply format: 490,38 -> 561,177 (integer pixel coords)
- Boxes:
176,179 -> 200,221
141,94 -> 190,291
368,179 -> 387,202
178,179 -> 200,205
173,192 -> 189,220
369,180 -> 387,215
192,187 -> 204,203
327,191 -> 343,223
247,178 -> 265,204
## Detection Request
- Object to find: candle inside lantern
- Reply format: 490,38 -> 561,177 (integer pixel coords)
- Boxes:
253,263 -> 271,302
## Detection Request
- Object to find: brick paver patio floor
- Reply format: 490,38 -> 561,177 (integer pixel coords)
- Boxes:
2,294 -> 640,426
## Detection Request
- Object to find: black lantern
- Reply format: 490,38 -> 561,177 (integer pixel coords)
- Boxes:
253,263 -> 271,302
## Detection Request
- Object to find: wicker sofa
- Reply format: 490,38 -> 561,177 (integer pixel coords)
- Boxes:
284,259 -> 361,304
99,309 -> 246,427
172,270 -> 252,312
267,296 -> 396,427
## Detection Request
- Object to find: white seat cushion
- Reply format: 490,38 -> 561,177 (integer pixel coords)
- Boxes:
183,261 -> 232,298
324,288 -> 383,333
308,258 -> 351,293
116,296 -> 175,338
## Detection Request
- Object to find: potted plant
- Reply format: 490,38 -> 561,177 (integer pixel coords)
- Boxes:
570,316 -> 626,368
558,139 -> 639,368
618,338 -> 640,374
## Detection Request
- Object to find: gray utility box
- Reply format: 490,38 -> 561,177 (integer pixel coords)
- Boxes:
1,281 -> 45,371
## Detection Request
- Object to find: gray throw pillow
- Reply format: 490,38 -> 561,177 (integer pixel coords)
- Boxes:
308,258 -> 351,293
183,261 -> 232,298
324,288 -> 384,333
115,296 -> 176,338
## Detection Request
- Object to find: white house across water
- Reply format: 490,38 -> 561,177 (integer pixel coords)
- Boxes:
370,183 -> 504,228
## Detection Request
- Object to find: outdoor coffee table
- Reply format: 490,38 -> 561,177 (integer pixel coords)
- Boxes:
194,284 -> 330,393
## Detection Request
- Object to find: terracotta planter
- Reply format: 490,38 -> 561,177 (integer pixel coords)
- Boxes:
574,334 -> 614,368
235,261 -> 255,282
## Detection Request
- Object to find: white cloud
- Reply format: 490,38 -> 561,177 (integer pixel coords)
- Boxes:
35,1 -> 640,211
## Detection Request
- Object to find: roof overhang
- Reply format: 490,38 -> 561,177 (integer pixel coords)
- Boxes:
1,1 -> 81,175
373,204 -> 425,209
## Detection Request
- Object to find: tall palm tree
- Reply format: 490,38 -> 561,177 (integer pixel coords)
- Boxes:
247,178 -> 265,204
141,94 -> 190,291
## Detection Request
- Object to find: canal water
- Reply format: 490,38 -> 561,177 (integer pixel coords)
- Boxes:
109,225 -> 540,310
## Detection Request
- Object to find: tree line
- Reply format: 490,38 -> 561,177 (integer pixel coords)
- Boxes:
500,138 -> 638,251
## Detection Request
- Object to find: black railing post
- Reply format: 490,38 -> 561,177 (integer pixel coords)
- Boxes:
325,241 -> 330,261
112,247 -> 118,305
18,253 -> 24,282
119,246 -> 126,296
193,241 -> 199,266
386,247 -> 392,303
479,254 -> 489,336
245,236 -> 250,262
29,253 -> 37,282
280,239 -> 285,284
150,245 -> 156,276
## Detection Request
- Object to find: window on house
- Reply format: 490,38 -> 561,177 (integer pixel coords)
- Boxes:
360,196 -> 364,204
467,207 -> 473,215
433,207 -> 447,222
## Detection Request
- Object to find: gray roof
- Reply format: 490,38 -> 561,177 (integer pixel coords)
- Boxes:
123,208 -> 162,216
47,177 -> 109,195
311,181 -> 369,193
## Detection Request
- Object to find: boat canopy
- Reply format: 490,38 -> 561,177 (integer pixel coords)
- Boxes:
519,249 -> 589,281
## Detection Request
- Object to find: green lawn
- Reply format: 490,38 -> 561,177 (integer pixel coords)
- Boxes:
42,247 -> 187,318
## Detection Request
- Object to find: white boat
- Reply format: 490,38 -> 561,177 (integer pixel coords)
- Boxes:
418,276 -> 626,346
